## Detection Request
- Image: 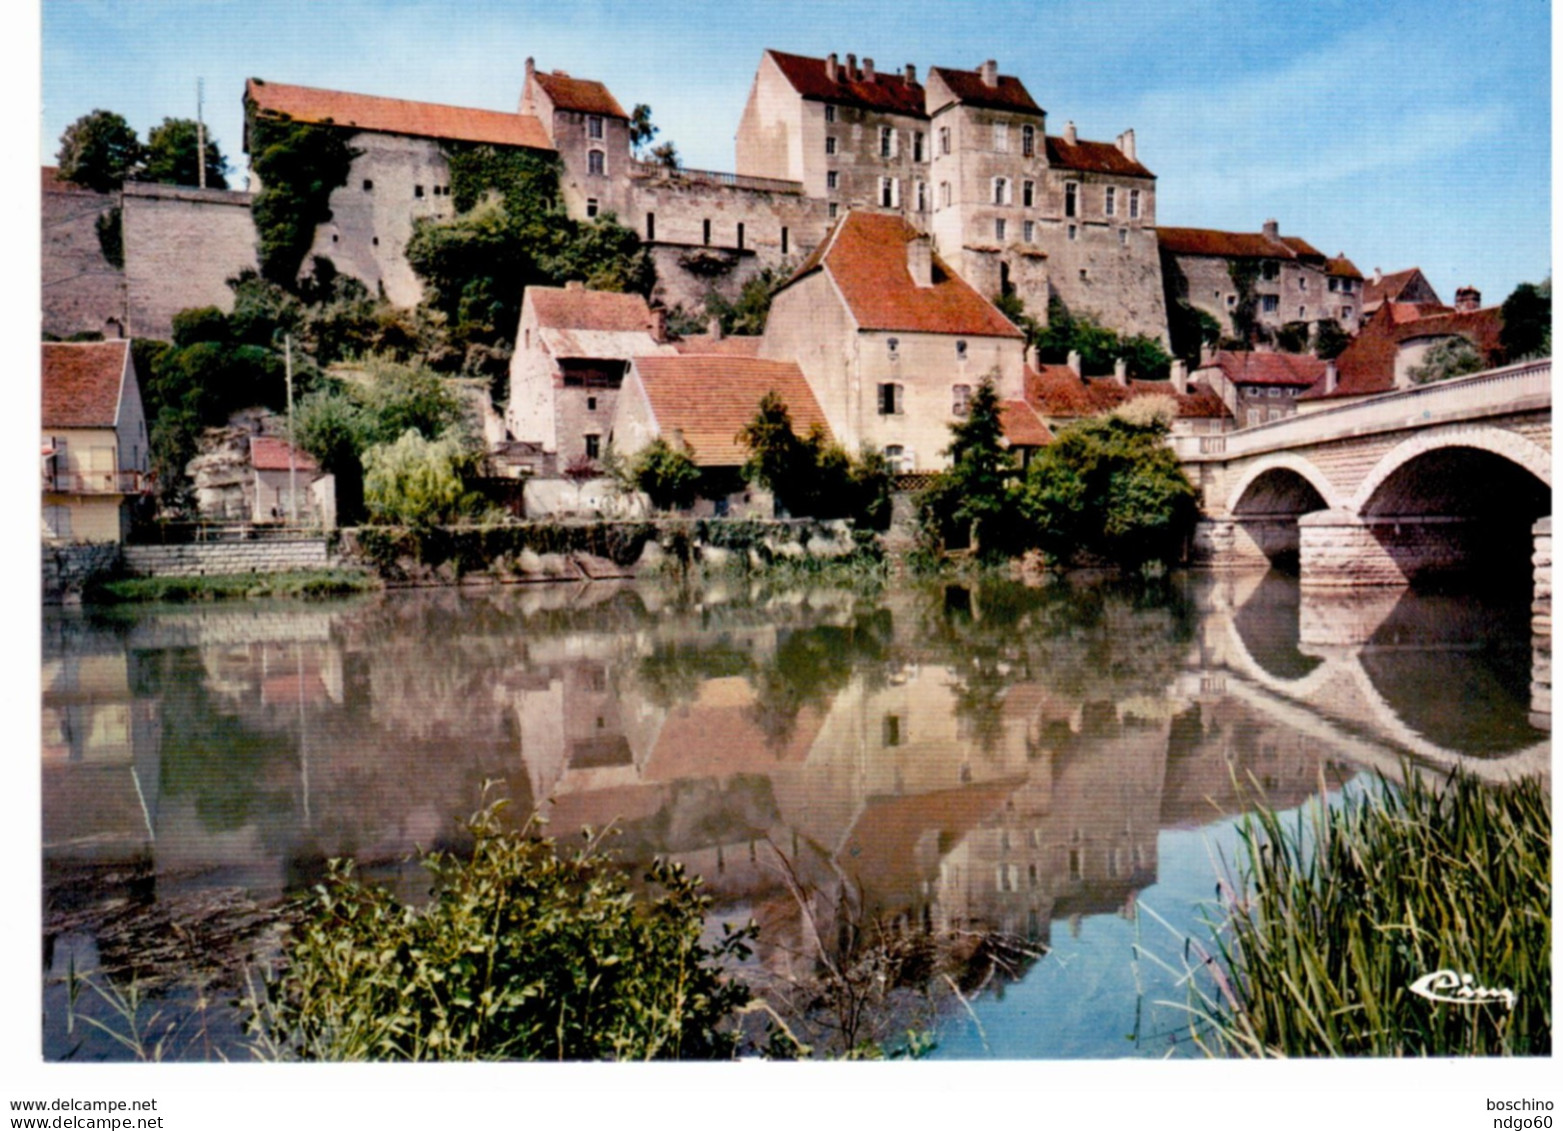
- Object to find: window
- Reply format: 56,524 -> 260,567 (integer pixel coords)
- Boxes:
826,170 -> 838,190
993,122 -> 1009,152
414,184 -> 424,198
1299,306 -> 1306,319
887,337 -> 899,357
1022,179 -> 1034,207
877,383 -> 903,415
584,434 -> 601,459
1022,124 -> 1035,157
736,222 -> 745,249
646,212 -> 655,240
1067,224 -> 1077,241
824,104 -> 836,123
1342,279 -> 1354,294
955,339 -> 968,359
587,116 -> 604,140
1261,260 -> 1280,281
781,226 -> 789,254
1227,294 -> 1237,307
1118,228 -> 1127,246
994,218 -> 1006,240
702,218 -> 711,245
585,197 -> 599,218
1267,387 -> 1280,398
940,181 -> 951,208
828,202 -> 839,218
1261,294 -> 1280,313
825,136 -> 837,156
881,714 -> 902,746
1342,305 -> 1353,320
939,126 -> 950,155
992,176 -> 1008,205
587,396 -> 597,411
587,150 -> 605,176
1023,220 -> 1035,243
884,444 -> 906,471
915,180 -> 927,212
952,383 -> 972,417
1298,276 -> 1307,291
880,126 -> 896,158
1129,188 -> 1141,219
1328,277 -> 1340,293
913,131 -> 925,162
880,176 -> 899,208
362,178 -> 374,192
1064,182 -> 1078,217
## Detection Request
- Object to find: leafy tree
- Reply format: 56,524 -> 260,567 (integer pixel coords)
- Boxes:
629,103 -> 658,157
649,141 -> 680,169
294,387 -> 371,523
739,392 -> 811,514
1500,279 -> 1551,360
247,109 -> 359,285
1029,297 -> 1171,379
363,429 -> 482,526
1020,409 -> 1197,568
702,264 -> 791,336
1406,336 -> 1484,385
1275,321 -> 1311,354
737,393 -> 888,524
631,438 -> 702,510
142,117 -> 229,188
56,110 -> 143,192
918,375 -> 1022,558
1313,317 -> 1351,360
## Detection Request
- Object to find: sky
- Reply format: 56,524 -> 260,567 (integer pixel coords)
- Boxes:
37,0 -> 1552,306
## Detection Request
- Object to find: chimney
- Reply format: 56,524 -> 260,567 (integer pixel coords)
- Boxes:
1169,358 -> 1188,395
1373,267 -> 1383,284
1324,360 -> 1338,394
862,57 -> 875,82
650,307 -> 667,343
826,53 -> 839,82
1262,218 -> 1280,241
1455,285 -> 1481,312
707,314 -> 724,340
1116,128 -> 1135,161
1064,120 -> 1077,145
1024,343 -> 1037,370
1067,349 -> 1082,377
1113,357 -> 1129,386
846,54 -> 857,81
907,234 -> 933,287
979,59 -> 998,88
520,56 -> 536,114
904,63 -> 917,85
1199,343 -> 1217,368
565,280 -> 584,292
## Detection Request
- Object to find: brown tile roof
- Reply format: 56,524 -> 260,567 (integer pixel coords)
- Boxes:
1207,350 -> 1326,387
792,211 -> 1024,338
1025,363 -> 1230,420
1326,254 -> 1363,279
528,285 -> 658,333
42,342 -> 129,429
1300,303 -> 1505,401
998,399 -> 1053,447
670,334 -> 764,357
1045,135 -> 1153,178
250,435 -> 320,473
41,166 -> 97,195
1362,267 -> 1438,310
632,356 -> 831,467
244,78 -> 553,150
766,49 -> 928,117
1158,226 -> 1320,260
928,65 -> 1041,115
530,70 -> 628,119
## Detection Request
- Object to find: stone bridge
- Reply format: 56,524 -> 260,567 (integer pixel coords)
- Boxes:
1179,359 -> 1551,601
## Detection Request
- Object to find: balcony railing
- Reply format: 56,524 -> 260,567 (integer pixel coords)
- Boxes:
43,469 -> 149,495
627,160 -> 803,195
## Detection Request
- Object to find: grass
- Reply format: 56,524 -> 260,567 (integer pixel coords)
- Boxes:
1181,767 -> 1550,1057
88,568 -> 380,605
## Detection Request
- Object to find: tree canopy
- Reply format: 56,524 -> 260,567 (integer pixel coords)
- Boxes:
56,110 -> 143,192
917,375 -> 1022,558
1500,279 -> 1551,361
142,117 -> 230,189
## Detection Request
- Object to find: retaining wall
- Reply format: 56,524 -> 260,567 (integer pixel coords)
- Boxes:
122,539 -> 332,578
42,543 -> 123,605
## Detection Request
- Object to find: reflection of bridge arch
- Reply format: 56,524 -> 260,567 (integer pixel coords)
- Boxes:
1350,425 -> 1552,514
1224,453 -> 1343,517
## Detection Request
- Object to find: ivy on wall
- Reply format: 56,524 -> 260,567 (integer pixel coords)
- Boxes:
246,96 -> 358,286
1227,259 -> 1262,346
95,206 -> 124,269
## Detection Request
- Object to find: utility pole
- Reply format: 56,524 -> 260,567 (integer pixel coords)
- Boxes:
285,334 -> 298,524
196,78 -> 207,190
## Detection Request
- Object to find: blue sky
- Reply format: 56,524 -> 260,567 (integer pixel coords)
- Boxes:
39,0 -> 1550,305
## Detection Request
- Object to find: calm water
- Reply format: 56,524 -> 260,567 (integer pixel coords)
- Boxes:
41,571 -> 1548,1060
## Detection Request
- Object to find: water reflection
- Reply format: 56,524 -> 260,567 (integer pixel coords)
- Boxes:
41,571 -> 1548,1058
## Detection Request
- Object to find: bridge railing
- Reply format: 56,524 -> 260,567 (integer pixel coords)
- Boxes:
1176,357 -> 1551,461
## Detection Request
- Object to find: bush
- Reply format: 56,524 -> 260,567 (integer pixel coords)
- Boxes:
245,800 -> 754,1060
632,438 -> 702,511
363,429 -> 482,526
738,393 -> 892,525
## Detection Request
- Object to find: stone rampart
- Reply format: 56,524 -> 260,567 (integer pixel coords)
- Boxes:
122,539 -> 332,578
42,179 -> 126,338
122,183 -> 258,340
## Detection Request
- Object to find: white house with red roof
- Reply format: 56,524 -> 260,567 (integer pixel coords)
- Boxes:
41,341 -> 150,542
248,435 -> 331,527
760,209 -> 1026,472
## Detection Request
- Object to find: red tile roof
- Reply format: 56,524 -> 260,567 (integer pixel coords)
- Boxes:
632,356 -> 831,467
1301,303 -> 1505,401
670,334 -> 764,357
530,70 -> 628,119
1025,363 -> 1229,420
791,211 -> 1024,338
1045,135 -> 1154,178
1326,254 -> 1363,279
527,285 -> 658,333
244,78 -> 553,150
1362,267 -> 1439,310
766,49 -> 928,117
250,435 -> 320,472
928,66 -> 1041,115
1206,350 -> 1326,387
1158,226 -> 1320,260
42,342 -> 129,428
640,678 -> 823,781
998,399 -> 1053,447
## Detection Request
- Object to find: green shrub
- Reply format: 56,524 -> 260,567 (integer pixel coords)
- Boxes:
632,438 -> 702,511
363,429 -> 482,526
245,800 -> 755,1060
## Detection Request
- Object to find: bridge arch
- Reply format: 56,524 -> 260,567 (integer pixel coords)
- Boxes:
1225,453 -> 1343,516
1216,454 -> 1341,571
1350,425 -> 1552,514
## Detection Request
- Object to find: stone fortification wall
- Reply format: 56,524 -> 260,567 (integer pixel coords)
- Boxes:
42,543 -> 123,605
122,539 -> 332,578
42,180 -> 126,338
121,183 -> 258,340
1038,214 -> 1168,343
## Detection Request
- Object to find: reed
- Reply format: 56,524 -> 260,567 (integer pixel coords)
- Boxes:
1190,768 -> 1550,1057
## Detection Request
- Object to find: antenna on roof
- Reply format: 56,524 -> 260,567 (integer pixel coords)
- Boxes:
197,77 -> 207,190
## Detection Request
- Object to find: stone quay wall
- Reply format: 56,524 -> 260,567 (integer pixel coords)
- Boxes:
42,543 -> 123,605
122,539 -> 333,578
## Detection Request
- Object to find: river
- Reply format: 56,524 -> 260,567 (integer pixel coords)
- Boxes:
40,570 -> 1549,1060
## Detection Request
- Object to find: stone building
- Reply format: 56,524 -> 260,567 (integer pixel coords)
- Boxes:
120,180 -> 259,340
41,340 -> 151,543
1159,220 -> 1362,340
760,209 -> 1026,472
506,282 -> 675,469
1360,266 -> 1442,318
1026,352 -> 1231,436
1190,349 -> 1326,428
